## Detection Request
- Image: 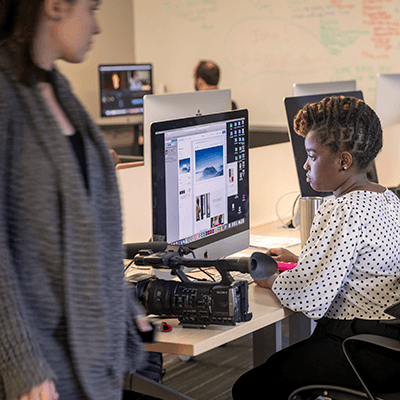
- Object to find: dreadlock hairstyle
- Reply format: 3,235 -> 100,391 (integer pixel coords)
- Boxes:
293,96 -> 382,171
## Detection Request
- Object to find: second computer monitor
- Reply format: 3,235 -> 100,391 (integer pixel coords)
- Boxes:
99,64 -> 152,118
143,89 -> 232,165
375,73 -> 400,127
284,91 -> 365,199
293,80 -> 356,97
151,109 -> 249,259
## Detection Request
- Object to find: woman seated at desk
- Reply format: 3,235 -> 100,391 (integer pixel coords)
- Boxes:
232,95 -> 400,399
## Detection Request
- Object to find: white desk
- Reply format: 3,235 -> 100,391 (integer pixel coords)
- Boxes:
125,221 -> 304,399
145,283 -> 293,366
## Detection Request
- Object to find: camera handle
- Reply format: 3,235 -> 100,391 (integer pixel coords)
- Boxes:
163,257 -> 242,286
133,243 -> 278,284
134,247 -> 236,285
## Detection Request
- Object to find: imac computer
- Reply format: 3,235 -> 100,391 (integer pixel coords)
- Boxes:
293,80 -> 356,97
143,89 -> 231,166
375,73 -> 400,127
284,90 -> 376,199
150,109 -> 249,260
99,64 -> 152,118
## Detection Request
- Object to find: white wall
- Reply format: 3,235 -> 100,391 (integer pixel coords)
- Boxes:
249,142 -> 299,228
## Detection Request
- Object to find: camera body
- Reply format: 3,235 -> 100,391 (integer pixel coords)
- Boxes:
128,273 -> 252,327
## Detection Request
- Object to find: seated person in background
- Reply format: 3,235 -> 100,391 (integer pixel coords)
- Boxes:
232,96 -> 400,399
193,60 -> 238,109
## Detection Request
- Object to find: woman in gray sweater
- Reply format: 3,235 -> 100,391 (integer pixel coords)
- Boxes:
0,0 -> 150,399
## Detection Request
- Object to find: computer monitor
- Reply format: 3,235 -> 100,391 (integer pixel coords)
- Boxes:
293,80 -> 356,97
151,109 -> 249,260
99,64 -> 152,118
375,73 -> 400,127
143,90 -> 232,166
284,90 -> 370,199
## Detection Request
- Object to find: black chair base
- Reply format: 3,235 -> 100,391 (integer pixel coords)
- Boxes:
288,385 -> 392,400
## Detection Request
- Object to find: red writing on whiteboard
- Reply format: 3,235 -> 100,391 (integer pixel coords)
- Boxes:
362,0 -> 399,55
331,0 -> 355,9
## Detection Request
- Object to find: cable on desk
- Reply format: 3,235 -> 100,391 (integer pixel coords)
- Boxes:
124,259 -> 135,273
275,191 -> 300,229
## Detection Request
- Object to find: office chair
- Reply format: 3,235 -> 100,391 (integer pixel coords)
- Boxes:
288,302 -> 400,400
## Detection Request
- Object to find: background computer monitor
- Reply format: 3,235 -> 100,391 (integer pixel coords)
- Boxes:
151,109 -> 249,260
293,80 -> 356,97
284,90 -> 372,199
143,89 -> 232,166
99,63 -> 152,118
375,73 -> 400,127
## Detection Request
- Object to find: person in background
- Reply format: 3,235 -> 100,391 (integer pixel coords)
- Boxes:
193,60 -> 237,109
0,1 -> 152,399
232,96 -> 400,399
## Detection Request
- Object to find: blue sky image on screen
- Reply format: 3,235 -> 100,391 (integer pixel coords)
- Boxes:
195,145 -> 224,182
179,158 -> 191,174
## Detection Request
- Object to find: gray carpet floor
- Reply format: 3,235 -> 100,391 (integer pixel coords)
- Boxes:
126,321 -> 291,400
161,334 -> 254,400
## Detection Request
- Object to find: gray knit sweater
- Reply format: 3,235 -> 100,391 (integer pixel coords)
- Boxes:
0,45 -> 146,399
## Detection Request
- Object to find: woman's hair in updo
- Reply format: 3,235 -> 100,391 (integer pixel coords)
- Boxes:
293,96 -> 382,171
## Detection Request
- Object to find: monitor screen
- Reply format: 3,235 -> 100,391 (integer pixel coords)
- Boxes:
151,109 -> 249,259
293,80 -> 356,97
375,73 -> 400,127
143,90 -> 231,166
284,90 -> 367,198
99,64 -> 152,117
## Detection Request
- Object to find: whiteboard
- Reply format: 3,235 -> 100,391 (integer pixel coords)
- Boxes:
133,0 -> 400,126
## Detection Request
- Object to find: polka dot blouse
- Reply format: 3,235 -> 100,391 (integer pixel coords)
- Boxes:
272,189 -> 400,320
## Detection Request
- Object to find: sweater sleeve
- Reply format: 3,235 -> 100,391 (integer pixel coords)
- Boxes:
123,285 -> 147,373
0,76 -> 55,399
272,199 -> 362,320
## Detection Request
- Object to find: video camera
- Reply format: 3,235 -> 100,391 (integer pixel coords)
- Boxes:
124,243 -> 278,328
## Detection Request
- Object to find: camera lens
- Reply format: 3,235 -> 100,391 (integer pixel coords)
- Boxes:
144,278 -> 180,316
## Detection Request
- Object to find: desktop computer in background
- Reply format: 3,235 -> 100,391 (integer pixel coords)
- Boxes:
98,64 -> 153,160
375,73 -> 400,127
150,109 -> 249,260
292,80 -> 356,97
284,90 -> 379,200
98,63 -> 152,120
373,74 -> 400,190
143,90 -> 232,166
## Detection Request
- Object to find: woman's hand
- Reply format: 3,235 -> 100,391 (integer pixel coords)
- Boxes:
135,316 -> 153,332
109,149 -> 121,165
15,380 -> 58,400
266,248 -> 298,263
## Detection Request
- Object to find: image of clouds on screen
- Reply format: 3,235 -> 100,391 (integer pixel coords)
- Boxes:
179,158 -> 191,174
195,145 -> 224,182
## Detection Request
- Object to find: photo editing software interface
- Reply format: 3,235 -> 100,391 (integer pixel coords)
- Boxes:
151,110 -> 249,253
99,64 -> 152,117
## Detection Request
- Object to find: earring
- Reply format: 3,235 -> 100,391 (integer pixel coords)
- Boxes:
52,15 -> 61,21
342,166 -> 347,171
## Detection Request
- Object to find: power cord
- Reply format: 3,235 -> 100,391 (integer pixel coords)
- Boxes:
275,191 -> 300,229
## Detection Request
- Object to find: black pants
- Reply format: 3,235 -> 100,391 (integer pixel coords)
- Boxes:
232,318 -> 400,400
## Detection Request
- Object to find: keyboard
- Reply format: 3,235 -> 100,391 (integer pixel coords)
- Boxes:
250,235 -> 300,249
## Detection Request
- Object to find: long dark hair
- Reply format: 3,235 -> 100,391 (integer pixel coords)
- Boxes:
0,0 -> 78,84
0,0 -> 44,82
